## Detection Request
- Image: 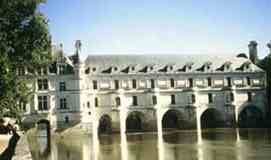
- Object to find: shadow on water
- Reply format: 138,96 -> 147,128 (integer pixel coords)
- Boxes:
28,128 -> 271,160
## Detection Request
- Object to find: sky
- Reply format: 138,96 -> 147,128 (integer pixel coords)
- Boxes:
39,0 -> 271,60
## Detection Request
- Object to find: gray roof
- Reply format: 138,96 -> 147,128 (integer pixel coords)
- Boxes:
84,54 -> 264,74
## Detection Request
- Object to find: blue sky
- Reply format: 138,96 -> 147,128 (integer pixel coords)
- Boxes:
40,0 -> 271,59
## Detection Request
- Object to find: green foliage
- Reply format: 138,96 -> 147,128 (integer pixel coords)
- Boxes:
257,54 -> 271,117
0,0 -> 51,118
258,55 -> 271,85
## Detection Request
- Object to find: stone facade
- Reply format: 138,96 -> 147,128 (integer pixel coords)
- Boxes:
20,42 -> 267,134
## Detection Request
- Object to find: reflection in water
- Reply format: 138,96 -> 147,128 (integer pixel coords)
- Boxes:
29,129 -> 271,160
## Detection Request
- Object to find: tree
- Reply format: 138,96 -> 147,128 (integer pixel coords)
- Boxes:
257,55 -> 271,119
0,0 -> 51,119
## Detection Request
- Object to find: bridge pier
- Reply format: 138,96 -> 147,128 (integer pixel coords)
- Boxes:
196,107 -> 202,144
156,108 -> 165,160
91,108 -> 99,160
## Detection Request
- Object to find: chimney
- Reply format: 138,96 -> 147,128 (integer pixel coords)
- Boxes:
73,40 -> 82,64
248,41 -> 258,64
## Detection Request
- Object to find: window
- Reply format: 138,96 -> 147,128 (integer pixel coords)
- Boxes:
132,96 -> 138,106
226,92 -> 234,103
43,79 -> 48,90
230,92 -> 234,102
151,79 -> 155,89
116,97 -> 121,106
247,92 -> 252,102
247,77 -> 252,86
59,82 -> 66,91
207,77 -> 212,87
93,80 -> 98,90
170,78 -> 175,88
43,67 -> 47,75
171,95 -> 176,105
19,101 -> 27,111
188,78 -> 193,88
59,65 -> 65,75
38,79 -> 42,90
191,94 -> 196,104
95,97 -> 99,107
65,116 -> 69,123
37,79 -> 48,90
60,98 -> 67,109
114,80 -> 119,90
208,93 -> 213,103
152,95 -> 157,105
226,77 -> 232,87
87,102 -> 90,108
132,79 -> 137,89
225,64 -> 230,71
18,67 -> 25,76
37,67 -> 42,75
38,96 -> 48,111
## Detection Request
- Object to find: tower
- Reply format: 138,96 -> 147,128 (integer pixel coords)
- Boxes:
248,41 -> 258,64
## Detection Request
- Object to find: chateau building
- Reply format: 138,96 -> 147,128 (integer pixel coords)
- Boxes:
20,41 -> 267,134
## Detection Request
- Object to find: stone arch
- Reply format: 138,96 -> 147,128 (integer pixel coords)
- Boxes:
200,108 -> 224,128
126,111 -> 146,132
162,109 -> 184,130
98,114 -> 112,134
238,105 -> 264,128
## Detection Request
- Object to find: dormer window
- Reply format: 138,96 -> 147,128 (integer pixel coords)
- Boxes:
217,61 -> 232,72
85,68 -> 90,74
185,63 -> 193,72
196,62 -> 212,72
224,62 -> 232,71
239,61 -> 252,72
121,66 -> 136,73
204,62 -> 212,72
158,65 -> 174,72
114,67 -> 118,71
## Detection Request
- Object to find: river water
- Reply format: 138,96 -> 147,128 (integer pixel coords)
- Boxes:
29,128 -> 271,160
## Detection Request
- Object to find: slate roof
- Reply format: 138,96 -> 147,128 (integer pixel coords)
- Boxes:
84,54 -> 264,74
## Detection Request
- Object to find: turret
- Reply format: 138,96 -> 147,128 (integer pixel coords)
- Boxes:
248,41 -> 258,64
